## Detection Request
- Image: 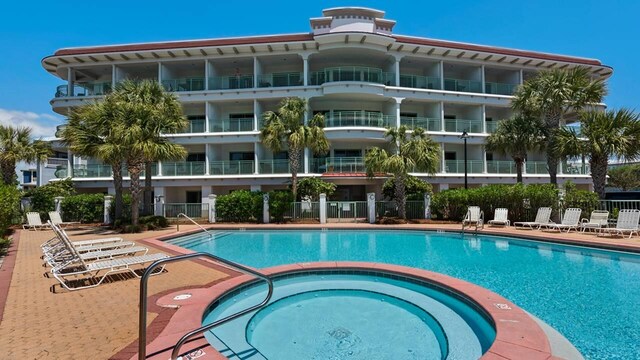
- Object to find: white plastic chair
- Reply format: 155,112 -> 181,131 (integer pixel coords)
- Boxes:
462,206 -> 484,230
580,210 -> 609,233
488,208 -> 510,227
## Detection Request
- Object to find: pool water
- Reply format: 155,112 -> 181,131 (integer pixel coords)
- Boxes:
170,230 -> 640,360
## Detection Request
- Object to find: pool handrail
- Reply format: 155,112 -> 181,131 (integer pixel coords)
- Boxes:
177,212 -> 213,238
138,252 -> 274,360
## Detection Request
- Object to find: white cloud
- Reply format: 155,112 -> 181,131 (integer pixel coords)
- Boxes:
0,108 -> 62,138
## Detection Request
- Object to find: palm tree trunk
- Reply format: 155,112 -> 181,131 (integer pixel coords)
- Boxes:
394,175 -> 407,220
111,163 -> 124,222
128,163 -> 144,226
591,156 -> 608,199
289,149 -> 301,199
0,161 -> 15,185
545,111 -> 562,186
515,160 -> 524,183
143,161 -> 153,215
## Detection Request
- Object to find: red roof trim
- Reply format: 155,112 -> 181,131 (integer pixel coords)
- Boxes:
393,35 -> 602,66
54,33 -> 315,56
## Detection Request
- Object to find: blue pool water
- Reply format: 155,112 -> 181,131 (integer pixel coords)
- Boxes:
170,230 -> 640,359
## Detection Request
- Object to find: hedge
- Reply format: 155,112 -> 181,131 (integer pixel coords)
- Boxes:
60,194 -> 105,223
0,185 -> 21,235
216,190 -> 263,223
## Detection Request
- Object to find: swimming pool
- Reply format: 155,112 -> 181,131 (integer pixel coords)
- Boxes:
169,230 -> 640,359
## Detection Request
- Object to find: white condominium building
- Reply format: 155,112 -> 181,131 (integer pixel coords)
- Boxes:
42,7 -> 611,205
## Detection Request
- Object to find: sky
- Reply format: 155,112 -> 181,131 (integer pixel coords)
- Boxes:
0,0 -> 638,138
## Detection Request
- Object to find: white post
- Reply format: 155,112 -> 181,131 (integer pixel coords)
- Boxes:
262,193 -> 270,224
319,193 -> 327,224
208,194 -> 217,223
155,196 -> 164,216
424,193 -> 431,219
367,192 -> 376,224
104,195 -> 113,224
54,196 -> 64,215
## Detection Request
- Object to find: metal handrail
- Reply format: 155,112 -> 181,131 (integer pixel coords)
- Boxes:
177,212 -> 212,239
138,252 -> 274,360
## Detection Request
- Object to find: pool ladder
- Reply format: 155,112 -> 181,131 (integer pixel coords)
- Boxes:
138,253 -> 274,360
177,212 -> 213,238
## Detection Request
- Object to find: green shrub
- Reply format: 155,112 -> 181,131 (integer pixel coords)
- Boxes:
297,177 -> 336,201
139,215 -> 169,230
60,194 -> 104,223
25,179 -> 75,219
383,175 -> 433,201
269,190 -> 293,223
0,238 -> 10,256
216,190 -> 263,223
562,181 -> 600,219
430,183 -> 558,222
0,185 -> 21,235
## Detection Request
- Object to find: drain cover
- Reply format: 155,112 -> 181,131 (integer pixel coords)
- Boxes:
173,293 -> 192,301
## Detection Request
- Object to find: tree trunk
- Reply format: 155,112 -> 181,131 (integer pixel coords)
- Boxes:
591,156 -> 608,199
0,161 -> 15,185
515,159 -> 524,183
143,161 -> 153,215
289,149 -> 302,199
128,163 -> 144,226
111,163 -> 124,222
395,175 -> 407,220
544,110 -> 562,186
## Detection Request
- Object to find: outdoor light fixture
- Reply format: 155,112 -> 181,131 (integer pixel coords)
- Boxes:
460,131 -> 469,189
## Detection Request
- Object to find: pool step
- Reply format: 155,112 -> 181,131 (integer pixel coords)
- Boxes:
169,231 -> 234,248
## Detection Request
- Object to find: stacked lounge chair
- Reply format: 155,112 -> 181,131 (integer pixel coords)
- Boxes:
514,207 -> 553,230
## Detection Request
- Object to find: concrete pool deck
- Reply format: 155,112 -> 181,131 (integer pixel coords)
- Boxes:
0,223 -> 639,359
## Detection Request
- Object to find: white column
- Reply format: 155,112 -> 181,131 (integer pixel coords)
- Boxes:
302,54 -> 309,86
208,194 -> 217,223
424,193 -> 431,219
205,144 -> 211,175
394,98 -> 403,128
254,143 -> 261,175
440,143 -> 446,173
395,57 -> 401,86
440,101 -> 445,132
482,104 -> 487,133
154,187 -> 165,216
205,101 -> 210,133
54,197 -> 64,215
439,61 -> 445,90
319,193 -> 327,224
253,99 -> 259,131
157,62 -> 163,85
156,161 -> 163,176
66,150 -> 73,177
67,68 -> 73,96
483,149 -> 488,174
304,99 -> 310,173
481,65 -> 486,93
262,193 -> 270,224
253,56 -> 260,88
204,60 -> 210,90
201,185 -> 211,205
111,64 -> 117,88
104,195 -> 113,224
367,192 -> 376,224
519,69 -> 524,85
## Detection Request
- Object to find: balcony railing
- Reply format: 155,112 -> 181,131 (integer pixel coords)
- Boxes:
162,78 -> 205,92
487,160 -> 516,174
325,112 -> 394,128
526,161 -> 548,174
259,160 -> 294,174
177,118 -> 206,133
443,78 -> 483,93
55,82 -> 112,97
309,66 -> 395,86
400,117 -> 441,131
162,161 -> 206,176
210,160 -> 254,175
444,160 -> 484,173
485,121 -> 504,133
312,157 -> 365,173
258,72 -> 303,87
444,119 -> 483,133
485,82 -> 518,95
208,75 -> 254,90
210,118 -> 255,132
563,163 -> 590,175
399,75 -> 441,90
72,165 -> 112,178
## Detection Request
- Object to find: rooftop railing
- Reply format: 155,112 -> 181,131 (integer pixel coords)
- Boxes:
209,160 -> 255,175
443,78 -> 483,93
162,78 -> 205,92
309,66 -> 395,86
398,74 -> 441,90
400,116 -> 441,131
209,118 -> 255,132
312,157 -> 365,173
325,111 -> 394,128
208,75 -> 254,90
258,72 -> 303,87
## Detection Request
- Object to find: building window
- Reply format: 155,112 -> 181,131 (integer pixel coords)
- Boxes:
229,152 -> 254,161
444,152 -> 457,161
186,153 -> 206,162
273,151 -> 288,160
334,149 -> 362,158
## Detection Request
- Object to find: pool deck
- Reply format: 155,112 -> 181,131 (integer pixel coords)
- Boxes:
0,222 -> 638,359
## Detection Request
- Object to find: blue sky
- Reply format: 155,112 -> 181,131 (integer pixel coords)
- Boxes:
0,0 -> 638,137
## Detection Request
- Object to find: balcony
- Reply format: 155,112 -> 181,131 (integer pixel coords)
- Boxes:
162,161 -> 205,176
210,118 -> 255,132
444,160 -> 484,173
208,75 -> 254,90
177,118 -> 206,133
210,160 -> 254,175
563,163 -> 590,175
325,112 -> 394,128
259,160 -> 295,174
46,157 -> 68,168
55,82 -> 112,97
72,165 -> 112,178
398,75 -> 441,90
485,121 -> 504,133
309,66 -> 395,86
485,82 -> 518,95
444,119 -> 483,133
526,161 -> 548,175
400,117 -> 441,131
258,72 -> 303,87
161,78 -> 205,92
443,78 -> 482,93
487,160 -> 516,174
313,157 -> 365,173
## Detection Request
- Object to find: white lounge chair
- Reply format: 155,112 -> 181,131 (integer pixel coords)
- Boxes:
48,211 -> 81,228
580,210 -> 609,233
514,207 -> 553,230
598,209 -> 640,238
462,206 -> 484,230
543,208 -> 582,232
23,212 -> 51,231
488,208 -> 510,227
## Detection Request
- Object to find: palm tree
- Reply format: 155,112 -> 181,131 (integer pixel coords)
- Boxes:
0,126 -> 51,185
555,109 -> 640,198
261,97 -> 329,198
512,67 -> 607,185
485,115 -> 545,183
64,99 -> 127,220
365,126 -> 440,219
110,80 -> 187,225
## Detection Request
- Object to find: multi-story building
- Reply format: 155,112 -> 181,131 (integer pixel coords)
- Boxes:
41,7 -> 611,207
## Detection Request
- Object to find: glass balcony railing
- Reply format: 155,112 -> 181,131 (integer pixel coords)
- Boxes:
309,66 -> 395,86
444,160 -> 484,173
162,78 -> 205,92
312,157 -> 365,173
55,82 -> 112,97
563,163 -> 590,175
485,82 -> 518,95
210,160 -> 254,175
444,119 -> 483,133
210,118 -> 255,132
485,121 -> 504,133
325,112 -> 394,128
525,161 -> 548,174
400,117 -> 441,131
72,165 -> 112,178
176,118 -> 206,133
398,75 -> 441,90
259,160 -> 296,174
258,72 -> 303,87
443,78 -> 483,93
208,75 -> 254,90
162,161 -> 206,176
487,160 -> 516,174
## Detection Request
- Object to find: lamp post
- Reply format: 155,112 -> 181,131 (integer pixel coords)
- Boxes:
460,131 -> 469,189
